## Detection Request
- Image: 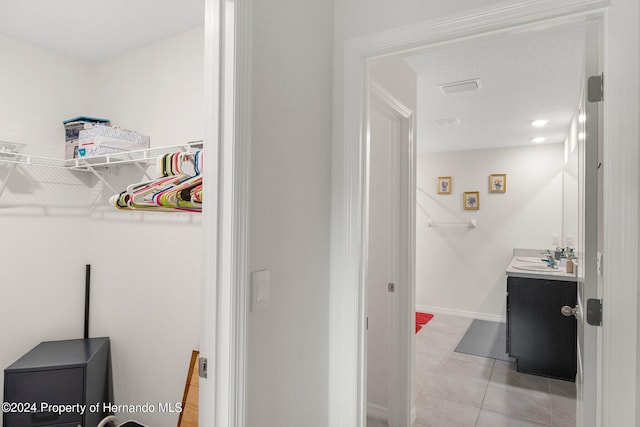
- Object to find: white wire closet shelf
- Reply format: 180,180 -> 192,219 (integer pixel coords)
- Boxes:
0,140 -> 203,198
0,140 -> 203,170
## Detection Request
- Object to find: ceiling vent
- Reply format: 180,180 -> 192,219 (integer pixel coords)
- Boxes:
432,118 -> 461,128
438,78 -> 482,95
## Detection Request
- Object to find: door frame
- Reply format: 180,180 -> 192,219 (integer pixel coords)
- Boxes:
201,0 -> 251,426
367,80 -> 416,426
328,1 -> 612,426
576,19 -> 604,427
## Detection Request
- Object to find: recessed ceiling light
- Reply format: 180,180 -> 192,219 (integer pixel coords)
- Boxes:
531,137 -> 546,143
531,119 -> 549,127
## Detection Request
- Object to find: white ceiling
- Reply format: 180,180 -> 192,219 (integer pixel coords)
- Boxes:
0,0 -> 204,63
403,23 -> 587,153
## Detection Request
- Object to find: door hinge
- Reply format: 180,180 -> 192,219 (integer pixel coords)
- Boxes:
199,357 -> 208,379
588,73 -> 604,102
586,299 -> 602,326
388,282 -> 395,292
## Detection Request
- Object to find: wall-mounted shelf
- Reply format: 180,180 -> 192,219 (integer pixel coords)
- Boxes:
0,140 -> 203,196
0,140 -> 202,170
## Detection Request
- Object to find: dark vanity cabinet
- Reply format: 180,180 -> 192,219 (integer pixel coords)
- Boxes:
3,337 -> 113,427
506,276 -> 577,381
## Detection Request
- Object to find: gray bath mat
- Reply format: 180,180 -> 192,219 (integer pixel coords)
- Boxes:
454,319 -> 516,362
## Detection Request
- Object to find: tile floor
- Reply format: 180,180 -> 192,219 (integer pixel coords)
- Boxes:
368,313 -> 577,427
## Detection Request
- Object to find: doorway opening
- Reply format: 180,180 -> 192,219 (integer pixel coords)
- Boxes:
336,4 -> 604,427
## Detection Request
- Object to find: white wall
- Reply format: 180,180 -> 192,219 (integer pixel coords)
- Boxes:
90,27 -> 204,149
416,143 -> 564,320
0,28 -> 203,427
86,27 -> 204,427
370,57 -> 418,111
0,33 -> 94,418
246,0 -> 332,426
0,33 -> 92,157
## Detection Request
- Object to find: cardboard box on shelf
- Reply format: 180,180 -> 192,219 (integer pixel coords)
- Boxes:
63,116 -> 110,160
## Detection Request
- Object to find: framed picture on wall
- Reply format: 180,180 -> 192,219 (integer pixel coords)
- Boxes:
463,191 -> 480,210
489,173 -> 507,193
437,176 -> 452,194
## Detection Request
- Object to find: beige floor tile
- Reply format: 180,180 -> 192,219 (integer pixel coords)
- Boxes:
415,330 -> 460,357
421,313 -> 473,335
415,352 -> 445,394
550,378 -> 576,398
476,409 -> 550,426
447,350 -> 496,367
550,394 -> 576,427
482,382 -> 552,425
415,351 -> 444,374
437,356 -> 494,383
415,393 -> 480,427
494,359 -> 517,370
490,365 -> 550,393
420,372 -> 489,408
409,315 -> 576,427
366,416 -> 388,427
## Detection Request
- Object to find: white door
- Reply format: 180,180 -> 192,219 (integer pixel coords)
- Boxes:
366,103 -> 397,423
366,82 -> 415,427
575,20 -> 603,427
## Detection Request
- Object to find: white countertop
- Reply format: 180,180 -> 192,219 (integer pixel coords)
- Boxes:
505,249 -> 578,282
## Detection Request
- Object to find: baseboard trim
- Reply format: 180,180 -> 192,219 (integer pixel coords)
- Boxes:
416,305 -> 506,323
367,402 -> 388,421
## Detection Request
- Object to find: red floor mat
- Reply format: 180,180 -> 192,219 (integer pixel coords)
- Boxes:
416,312 -> 434,325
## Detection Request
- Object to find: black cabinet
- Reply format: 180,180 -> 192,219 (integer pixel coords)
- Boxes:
506,276 -> 577,381
3,337 -> 113,427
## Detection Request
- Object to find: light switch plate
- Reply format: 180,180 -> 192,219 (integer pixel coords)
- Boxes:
252,270 -> 270,312
597,252 -> 603,276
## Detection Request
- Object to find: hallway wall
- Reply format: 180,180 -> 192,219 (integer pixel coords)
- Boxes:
246,0 -> 333,426
416,143 -> 564,320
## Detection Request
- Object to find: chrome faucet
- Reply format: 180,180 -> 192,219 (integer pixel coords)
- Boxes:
541,250 -> 558,269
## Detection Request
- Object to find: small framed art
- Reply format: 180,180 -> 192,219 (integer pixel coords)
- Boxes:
437,176 -> 452,194
463,191 -> 480,210
489,174 -> 507,193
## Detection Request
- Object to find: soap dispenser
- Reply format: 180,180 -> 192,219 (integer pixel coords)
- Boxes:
566,251 -> 575,274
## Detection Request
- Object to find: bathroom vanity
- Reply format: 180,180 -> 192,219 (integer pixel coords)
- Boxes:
505,252 -> 577,381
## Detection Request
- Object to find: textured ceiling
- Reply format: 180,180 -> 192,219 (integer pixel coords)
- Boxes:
0,0 -> 204,63
404,23 -> 587,153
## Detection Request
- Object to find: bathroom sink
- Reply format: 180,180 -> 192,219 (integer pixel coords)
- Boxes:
511,263 -> 555,272
515,256 -> 547,263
